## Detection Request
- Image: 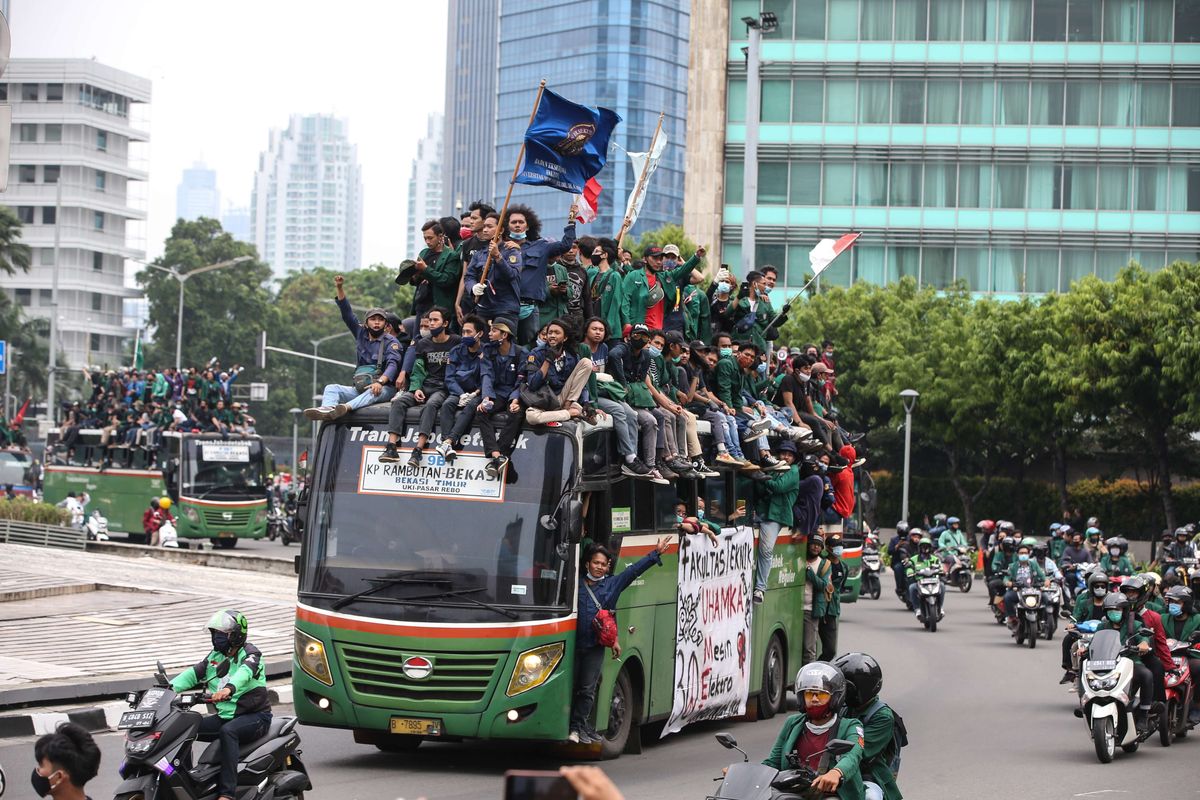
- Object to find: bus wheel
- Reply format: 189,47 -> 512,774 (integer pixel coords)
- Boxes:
599,669 -> 635,760
374,735 -> 422,753
758,634 -> 785,719
213,538 -> 238,549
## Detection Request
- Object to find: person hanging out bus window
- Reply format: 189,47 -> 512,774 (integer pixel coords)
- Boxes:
522,317 -> 594,426
379,307 -> 460,467
570,537 -> 671,744
435,315 -> 487,464
476,317 -> 526,480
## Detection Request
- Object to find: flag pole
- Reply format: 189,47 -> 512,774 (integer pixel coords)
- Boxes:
481,79 -> 548,284
615,110 -> 664,252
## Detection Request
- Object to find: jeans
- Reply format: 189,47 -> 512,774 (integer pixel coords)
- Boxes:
322,383 -> 397,410
198,710 -> 271,797
757,521 -> 781,592
477,407 -> 524,457
517,306 -> 540,347
734,411 -> 769,454
596,398 -> 637,458
570,645 -> 606,733
819,615 -> 839,663
632,408 -> 658,465
865,782 -> 883,800
439,396 -> 478,447
389,389 -> 449,442
892,564 -> 909,601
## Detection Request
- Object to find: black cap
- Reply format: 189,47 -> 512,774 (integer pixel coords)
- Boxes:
395,259 -> 419,286
664,330 -> 686,346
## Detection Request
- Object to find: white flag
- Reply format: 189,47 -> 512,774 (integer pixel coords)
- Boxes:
623,130 -> 668,228
809,233 -> 860,276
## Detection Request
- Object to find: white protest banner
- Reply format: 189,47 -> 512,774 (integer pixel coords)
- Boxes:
663,525 -> 755,737
357,446 -> 505,502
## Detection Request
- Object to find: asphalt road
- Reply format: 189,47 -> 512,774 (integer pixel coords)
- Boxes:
3,588 -> 1192,800
114,531 -> 296,560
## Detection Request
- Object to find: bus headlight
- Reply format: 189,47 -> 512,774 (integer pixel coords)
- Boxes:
255,508 -> 269,524
183,506 -> 200,523
294,628 -> 334,686
506,642 -> 564,697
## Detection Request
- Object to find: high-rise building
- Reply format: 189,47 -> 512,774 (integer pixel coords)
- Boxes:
251,114 -> 363,277
406,113 -> 445,256
443,0 -> 499,215
688,0 -> 1200,297
494,0 -> 691,239
1,58 -> 150,369
221,204 -> 252,243
175,161 -> 219,221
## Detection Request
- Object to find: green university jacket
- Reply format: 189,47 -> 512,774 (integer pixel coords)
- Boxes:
852,700 -> 903,800
170,644 -> 270,720
762,713 -> 867,800
620,254 -> 700,327
1099,554 -> 1134,577
589,266 -> 624,338
420,246 -> 463,312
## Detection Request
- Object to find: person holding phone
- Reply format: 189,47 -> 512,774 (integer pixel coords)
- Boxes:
570,537 -> 671,744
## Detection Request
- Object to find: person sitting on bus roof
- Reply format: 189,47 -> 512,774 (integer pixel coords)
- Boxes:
682,340 -> 749,471
305,274 -> 403,423
436,315 -> 487,464
663,333 -> 720,479
476,316 -> 526,480
644,329 -> 701,480
380,306 -> 460,468
216,365 -> 243,403
522,317 -> 594,426
580,316 -> 656,480
608,324 -> 668,484
397,312 -> 431,390
570,536 -> 671,744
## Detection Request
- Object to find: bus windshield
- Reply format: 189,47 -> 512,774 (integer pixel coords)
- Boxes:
182,438 -> 266,497
302,423 -> 575,621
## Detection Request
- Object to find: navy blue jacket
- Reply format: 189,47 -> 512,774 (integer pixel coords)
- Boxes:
524,344 -> 579,393
505,223 -> 577,303
576,551 -> 662,649
465,248 -> 521,319
481,341 -> 527,402
337,297 -> 402,382
445,340 -> 484,396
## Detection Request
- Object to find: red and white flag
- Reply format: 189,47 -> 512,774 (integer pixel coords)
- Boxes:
573,177 -> 602,224
809,232 -> 860,276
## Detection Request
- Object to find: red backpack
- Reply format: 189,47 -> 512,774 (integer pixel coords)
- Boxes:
585,584 -> 618,647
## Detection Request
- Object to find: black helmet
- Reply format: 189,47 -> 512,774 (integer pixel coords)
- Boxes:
1087,570 -> 1110,594
1103,591 -> 1130,623
1165,585 -> 1194,615
831,652 -> 883,710
795,662 -> 846,715
1120,575 -> 1147,608
1000,536 -> 1016,552
1032,543 -> 1048,559
896,521 -> 909,535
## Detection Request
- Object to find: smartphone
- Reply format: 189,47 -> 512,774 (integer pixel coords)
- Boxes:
504,770 -> 578,800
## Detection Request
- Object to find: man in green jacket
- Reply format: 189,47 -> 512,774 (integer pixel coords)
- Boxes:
732,270 -> 776,353
754,439 -> 800,603
1099,537 -> 1135,577
762,662 -> 868,800
1002,540 -> 1048,626
821,532 -> 848,662
416,219 -> 463,314
833,652 -> 903,800
586,241 -> 624,344
904,536 -> 944,622
805,531 -> 833,665
171,610 -> 271,800
620,244 -> 705,330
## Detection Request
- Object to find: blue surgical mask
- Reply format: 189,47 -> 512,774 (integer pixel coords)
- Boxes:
461,336 -> 476,347
719,347 -> 733,358
832,546 -> 844,557
716,281 -> 731,294
756,363 -> 768,375
1169,603 -> 1184,617
675,514 -> 684,524
510,231 -> 527,241
664,259 -> 678,269
697,508 -> 705,519
1107,610 -> 1124,624
536,337 -> 548,348
646,345 -> 662,358
1018,553 -> 1030,562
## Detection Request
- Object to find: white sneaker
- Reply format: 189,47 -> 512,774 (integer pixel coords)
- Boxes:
435,440 -> 454,460
647,469 -> 670,485
568,730 -> 581,743
303,406 -> 335,421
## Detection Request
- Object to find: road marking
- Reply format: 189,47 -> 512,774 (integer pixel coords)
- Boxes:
1074,791 -> 1131,796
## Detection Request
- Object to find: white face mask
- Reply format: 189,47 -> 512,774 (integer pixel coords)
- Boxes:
805,715 -> 838,734
797,372 -> 811,382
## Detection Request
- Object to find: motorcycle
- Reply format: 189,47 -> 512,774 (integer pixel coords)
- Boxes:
914,567 -> 943,633
944,547 -> 974,593
1013,584 -> 1043,649
1162,636 -> 1198,743
711,731 -> 867,800
114,661 -> 310,800
158,519 -> 180,549
1077,627 -> 1164,763
280,509 -> 301,546
1040,578 -> 1063,640
265,506 -> 285,542
85,509 -> 110,541
861,545 -> 883,601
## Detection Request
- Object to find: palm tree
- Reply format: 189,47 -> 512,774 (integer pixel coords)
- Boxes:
0,206 -> 32,276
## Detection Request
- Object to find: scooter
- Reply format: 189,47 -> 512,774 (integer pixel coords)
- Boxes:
113,661 -> 310,800
861,545 -> 883,600
1013,584 -> 1043,649
944,547 -> 974,593
85,509 -> 110,541
158,519 -> 180,549
914,567 -> 944,633
1040,578 -> 1063,640
1162,636 -> 1197,743
1077,627 -> 1164,763
265,506 -> 284,542
280,510 -> 301,546
711,731 -> 869,800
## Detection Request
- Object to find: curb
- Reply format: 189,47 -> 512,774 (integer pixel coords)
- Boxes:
0,684 -> 294,739
87,540 -> 296,576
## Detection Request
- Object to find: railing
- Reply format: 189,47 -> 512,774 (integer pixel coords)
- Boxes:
0,519 -> 86,550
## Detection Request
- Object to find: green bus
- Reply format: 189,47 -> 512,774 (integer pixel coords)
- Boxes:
292,407 -> 808,757
43,430 -> 269,546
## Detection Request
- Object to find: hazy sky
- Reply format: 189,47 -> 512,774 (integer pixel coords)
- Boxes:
12,0 -> 448,267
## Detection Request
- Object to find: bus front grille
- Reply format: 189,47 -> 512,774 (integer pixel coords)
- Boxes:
335,642 -> 507,708
203,509 -> 251,527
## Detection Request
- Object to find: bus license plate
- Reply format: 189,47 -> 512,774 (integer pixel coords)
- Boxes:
218,531 -> 235,538
389,717 -> 441,736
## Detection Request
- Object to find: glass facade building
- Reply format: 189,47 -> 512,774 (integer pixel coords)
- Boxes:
720,0 -> 1200,295
496,0 -> 690,238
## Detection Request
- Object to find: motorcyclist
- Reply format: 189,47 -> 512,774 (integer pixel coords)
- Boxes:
1162,528 -> 1198,581
1119,575 -> 1172,705
170,610 -> 272,800
1084,526 -> 1104,560
987,536 -> 1017,614
927,513 -> 947,542
905,536 -> 944,623
144,497 -> 174,547
1048,523 -> 1067,561
1099,536 -> 1134,577
1161,585 -> 1200,725
831,653 -> 902,800
1097,593 -> 1160,733
886,522 -> 911,604
1002,539 -> 1048,629
1033,542 -> 1062,581
1061,571 -> 1111,684
976,519 -> 996,566
762,662 -> 869,800
1140,572 -> 1165,614
936,517 -> 968,565
1060,527 -> 1090,564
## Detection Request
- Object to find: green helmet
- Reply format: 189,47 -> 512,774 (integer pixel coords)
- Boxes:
918,536 -> 933,553
206,609 -> 248,650
1020,536 -> 1038,549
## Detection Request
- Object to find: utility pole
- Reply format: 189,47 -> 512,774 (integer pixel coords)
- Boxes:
740,11 -> 776,276
46,178 -> 61,423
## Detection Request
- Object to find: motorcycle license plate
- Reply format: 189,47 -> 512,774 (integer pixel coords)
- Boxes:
1086,660 -> 1117,670
389,717 -> 441,736
118,710 -> 156,729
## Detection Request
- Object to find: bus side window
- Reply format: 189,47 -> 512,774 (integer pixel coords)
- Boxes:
582,490 -> 613,551
654,480 -> 687,531
702,475 -> 730,525
629,478 -> 656,532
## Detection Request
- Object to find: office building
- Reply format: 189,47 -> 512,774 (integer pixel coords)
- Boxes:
1,58 -> 150,369
444,0 -> 500,214
221,204 -> 252,243
175,161 -> 219,221
495,0 -> 691,239
406,112 -> 445,256
251,114 -> 363,277
687,0 -> 1200,296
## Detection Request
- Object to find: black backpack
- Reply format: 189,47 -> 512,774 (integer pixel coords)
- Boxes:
862,699 -> 908,776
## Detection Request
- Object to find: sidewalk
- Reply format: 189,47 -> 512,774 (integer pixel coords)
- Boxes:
0,543 -> 297,710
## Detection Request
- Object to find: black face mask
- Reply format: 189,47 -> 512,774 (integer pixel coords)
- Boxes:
31,767 -> 58,797
590,254 -> 604,266
211,631 -> 232,654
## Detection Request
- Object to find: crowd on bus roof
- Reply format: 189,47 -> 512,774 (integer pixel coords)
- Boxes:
49,360 -> 256,468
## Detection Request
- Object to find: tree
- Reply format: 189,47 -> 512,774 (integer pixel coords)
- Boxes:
0,207 -> 31,277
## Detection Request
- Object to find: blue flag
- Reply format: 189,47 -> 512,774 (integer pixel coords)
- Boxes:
515,88 -> 621,194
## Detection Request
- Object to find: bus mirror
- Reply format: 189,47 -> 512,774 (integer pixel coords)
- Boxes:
539,514 -> 556,531
566,498 -> 583,535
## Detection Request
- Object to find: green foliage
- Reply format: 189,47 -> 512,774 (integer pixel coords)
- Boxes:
0,498 -> 71,525
630,224 -> 698,261
0,206 -> 32,277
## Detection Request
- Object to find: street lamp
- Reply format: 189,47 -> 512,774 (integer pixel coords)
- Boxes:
146,256 -> 253,370
900,389 -> 920,524
740,10 -> 778,275
289,407 -> 303,483
310,331 -> 346,440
